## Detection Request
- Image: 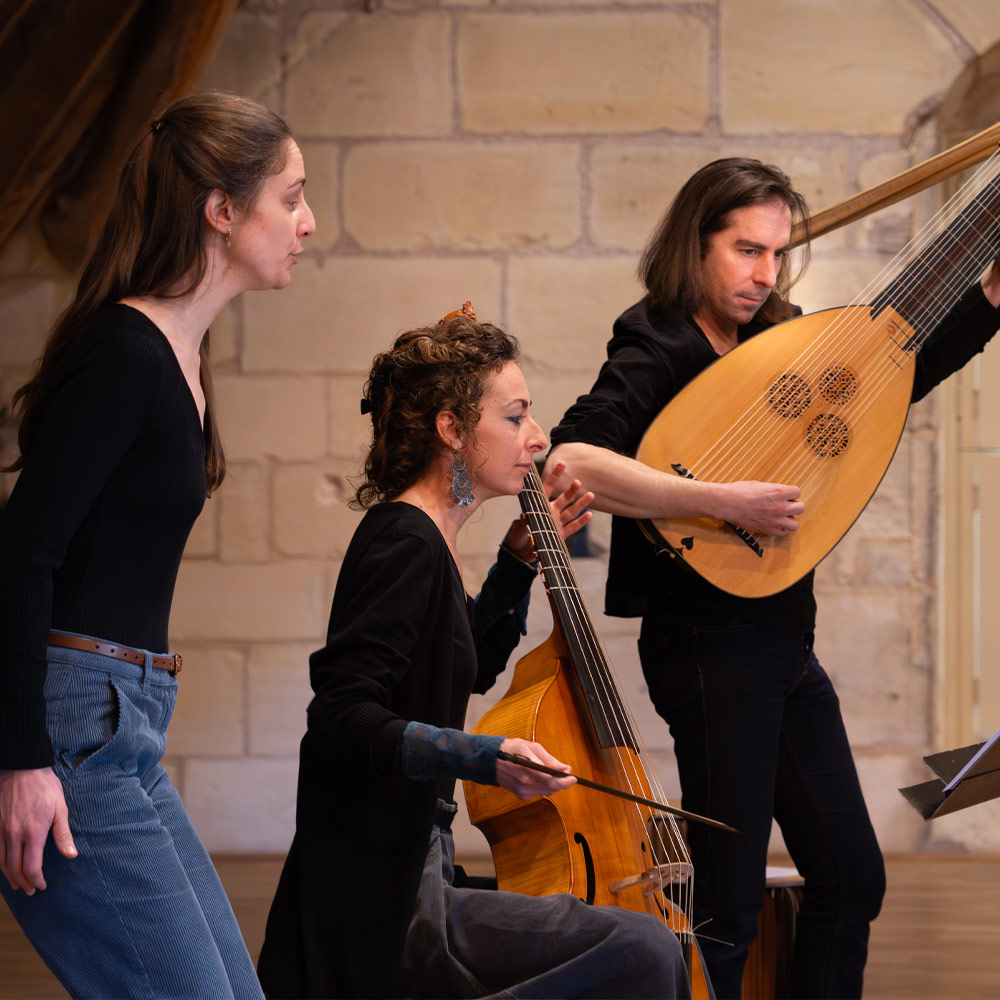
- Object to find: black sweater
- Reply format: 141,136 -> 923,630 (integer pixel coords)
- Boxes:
258,501 -> 537,999
0,304 -> 206,768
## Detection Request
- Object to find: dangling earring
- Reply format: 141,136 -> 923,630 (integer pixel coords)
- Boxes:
450,452 -> 474,507
225,227 -> 232,249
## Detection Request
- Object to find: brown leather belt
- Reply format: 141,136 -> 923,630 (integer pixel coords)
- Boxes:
48,631 -> 182,675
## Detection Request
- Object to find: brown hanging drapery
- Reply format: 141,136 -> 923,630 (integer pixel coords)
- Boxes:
0,0 -> 238,268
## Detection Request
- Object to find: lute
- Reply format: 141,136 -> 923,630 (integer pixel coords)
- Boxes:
636,134 -> 1000,598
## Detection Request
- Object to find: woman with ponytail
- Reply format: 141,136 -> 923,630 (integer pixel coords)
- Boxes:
0,92 -> 314,999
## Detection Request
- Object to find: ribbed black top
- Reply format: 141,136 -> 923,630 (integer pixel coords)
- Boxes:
0,304 -> 206,768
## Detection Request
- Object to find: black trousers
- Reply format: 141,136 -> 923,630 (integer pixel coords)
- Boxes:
638,604 -> 885,1000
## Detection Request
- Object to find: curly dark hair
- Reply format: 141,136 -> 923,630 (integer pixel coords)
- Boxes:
354,314 -> 520,508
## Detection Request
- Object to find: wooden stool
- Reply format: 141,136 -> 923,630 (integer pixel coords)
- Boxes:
742,865 -> 804,1000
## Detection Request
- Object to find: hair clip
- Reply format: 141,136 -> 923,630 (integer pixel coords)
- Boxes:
150,118 -> 164,133
361,374 -> 388,420
440,301 -> 476,324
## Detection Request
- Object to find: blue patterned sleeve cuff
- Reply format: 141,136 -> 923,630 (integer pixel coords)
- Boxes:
401,721 -> 504,785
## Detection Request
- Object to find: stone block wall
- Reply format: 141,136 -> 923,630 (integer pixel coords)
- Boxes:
3,0 -> 1000,856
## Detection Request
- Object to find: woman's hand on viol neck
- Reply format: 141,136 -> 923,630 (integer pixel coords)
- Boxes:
501,462 -> 593,563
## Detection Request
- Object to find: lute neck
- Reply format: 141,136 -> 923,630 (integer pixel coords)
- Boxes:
870,156 -> 1000,347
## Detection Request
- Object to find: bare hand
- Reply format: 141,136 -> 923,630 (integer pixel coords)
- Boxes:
495,738 -> 576,799
545,463 -> 594,542
982,254 -> 1000,308
0,768 -> 77,893
502,462 -> 594,561
714,481 -> 803,536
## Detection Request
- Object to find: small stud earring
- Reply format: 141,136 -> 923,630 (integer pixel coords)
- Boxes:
225,228 -> 232,249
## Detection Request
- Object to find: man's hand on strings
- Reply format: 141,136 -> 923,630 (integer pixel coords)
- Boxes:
712,480 -> 804,536
495,738 -> 576,799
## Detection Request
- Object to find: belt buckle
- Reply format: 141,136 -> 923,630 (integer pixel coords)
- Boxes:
172,653 -> 183,675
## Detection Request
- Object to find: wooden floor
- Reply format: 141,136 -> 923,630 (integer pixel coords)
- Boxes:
3,854 -> 998,998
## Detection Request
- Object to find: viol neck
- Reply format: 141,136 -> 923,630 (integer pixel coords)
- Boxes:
519,466 -> 638,752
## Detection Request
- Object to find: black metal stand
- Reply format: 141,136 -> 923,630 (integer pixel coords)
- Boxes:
899,729 -> 1000,819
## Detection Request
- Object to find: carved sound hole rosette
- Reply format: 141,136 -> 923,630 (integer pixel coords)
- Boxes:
818,365 -> 858,404
767,372 -> 811,418
805,413 -> 850,457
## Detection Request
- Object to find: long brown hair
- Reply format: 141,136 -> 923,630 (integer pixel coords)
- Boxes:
8,92 -> 293,493
639,157 -> 810,325
354,314 -> 520,508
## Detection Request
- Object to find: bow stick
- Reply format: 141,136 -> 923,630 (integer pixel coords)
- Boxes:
497,749 -> 740,833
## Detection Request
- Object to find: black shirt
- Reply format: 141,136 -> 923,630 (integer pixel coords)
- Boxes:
298,500 -> 536,831
258,501 -> 537,999
0,304 -> 206,768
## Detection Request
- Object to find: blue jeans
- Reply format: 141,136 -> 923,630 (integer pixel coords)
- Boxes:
638,604 -> 885,1000
0,632 -> 263,1000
